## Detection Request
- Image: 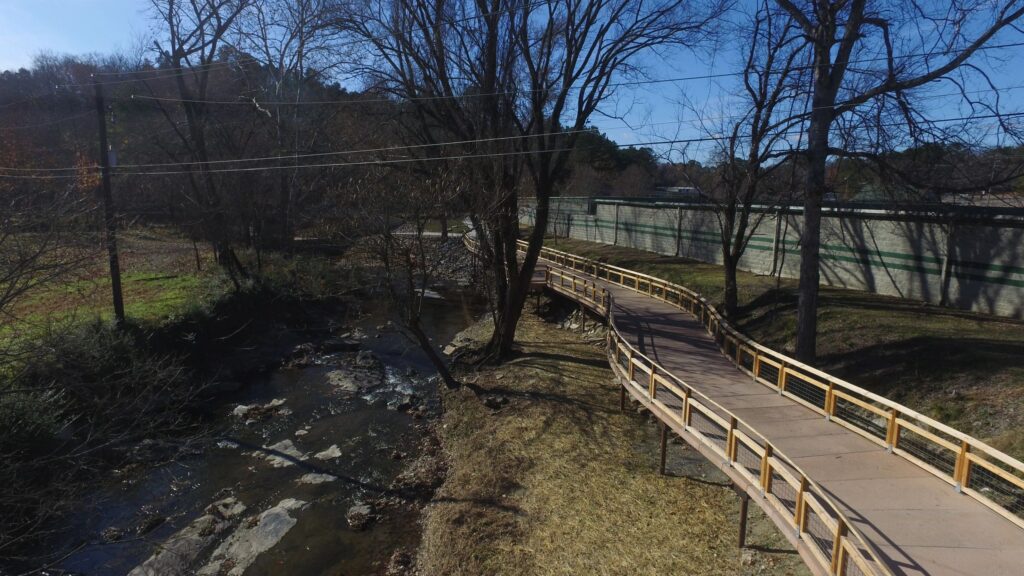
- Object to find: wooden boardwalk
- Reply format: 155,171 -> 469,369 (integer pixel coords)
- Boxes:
530,247 -> 1024,576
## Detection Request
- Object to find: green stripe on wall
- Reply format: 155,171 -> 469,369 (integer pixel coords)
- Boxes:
548,218 -> 1024,288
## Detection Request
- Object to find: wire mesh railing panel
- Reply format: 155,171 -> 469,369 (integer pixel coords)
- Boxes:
723,338 -> 736,360
734,440 -> 762,481
804,506 -> 836,568
757,360 -> 780,387
690,409 -> 728,452
896,425 -> 957,477
666,289 -> 679,305
843,551 -> 870,576
833,396 -> 888,442
654,383 -> 684,412
616,349 -> 630,371
966,461 -> 1024,521
768,471 -> 798,517
784,371 -> 827,410
739,348 -> 755,372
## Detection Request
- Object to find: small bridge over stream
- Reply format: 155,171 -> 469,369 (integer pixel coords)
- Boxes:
476,238 -> 1024,576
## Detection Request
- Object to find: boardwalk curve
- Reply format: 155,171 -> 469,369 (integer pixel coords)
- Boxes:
471,237 -> 1024,575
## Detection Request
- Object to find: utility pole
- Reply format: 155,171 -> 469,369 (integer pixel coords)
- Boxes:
93,76 -> 125,326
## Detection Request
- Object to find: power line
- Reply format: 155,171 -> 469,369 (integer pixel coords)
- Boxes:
0,128 -> 600,172
3,108 -> 1023,176
0,146 -> 577,179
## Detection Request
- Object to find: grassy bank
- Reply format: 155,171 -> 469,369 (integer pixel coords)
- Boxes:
2,230 -> 224,344
419,310 -> 807,575
543,236 -> 1024,459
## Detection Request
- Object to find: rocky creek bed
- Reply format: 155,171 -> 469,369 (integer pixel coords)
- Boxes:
38,291 -> 481,576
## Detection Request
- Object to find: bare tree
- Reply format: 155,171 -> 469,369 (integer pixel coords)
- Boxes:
348,167 -> 464,389
769,0 -> 1024,361
341,0 -> 722,360
234,0 -> 344,247
148,0 -> 253,287
690,0 -> 807,317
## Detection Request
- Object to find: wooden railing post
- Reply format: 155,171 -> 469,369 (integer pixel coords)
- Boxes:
954,440 -> 971,490
777,363 -> 787,391
648,365 -> 657,400
627,350 -> 635,383
825,383 -> 836,419
795,476 -> 809,537
831,518 -> 847,575
885,409 -> 900,451
682,387 -> 691,426
727,417 -> 739,462
760,444 -> 774,495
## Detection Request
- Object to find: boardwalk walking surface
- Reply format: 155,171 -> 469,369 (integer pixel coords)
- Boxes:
537,258 -> 1024,576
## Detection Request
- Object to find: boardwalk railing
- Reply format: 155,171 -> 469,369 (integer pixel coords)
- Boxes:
543,265 -> 891,576
525,240 -> 1024,535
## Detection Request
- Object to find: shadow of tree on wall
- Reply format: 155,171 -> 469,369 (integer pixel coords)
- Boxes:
952,225 -> 1024,318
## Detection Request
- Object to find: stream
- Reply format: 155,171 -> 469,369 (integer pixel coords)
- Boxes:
45,290 -> 482,576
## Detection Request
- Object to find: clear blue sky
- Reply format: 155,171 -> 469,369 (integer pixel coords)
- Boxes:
0,0 -> 150,71
1,0 -> 1021,161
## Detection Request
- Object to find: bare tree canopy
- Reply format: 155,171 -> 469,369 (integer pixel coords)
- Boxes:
761,0 -> 1024,361
339,0 -> 724,359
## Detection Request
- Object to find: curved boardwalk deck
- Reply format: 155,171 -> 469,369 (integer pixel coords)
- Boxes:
536,255 -> 1024,576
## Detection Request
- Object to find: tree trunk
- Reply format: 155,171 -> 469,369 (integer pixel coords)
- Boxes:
724,257 -> 739,318
793,62 -> 835,362
408,318 -> 459,389
193,239 -> 202,272
795,151 -> 826,362
486,191 -> 549,361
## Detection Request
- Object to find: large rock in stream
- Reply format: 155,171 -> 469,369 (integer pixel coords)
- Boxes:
197,498 -> 309,576
127,497 -> 246,576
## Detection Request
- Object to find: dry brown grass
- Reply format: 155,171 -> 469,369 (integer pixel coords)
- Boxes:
419,312 -> 808,576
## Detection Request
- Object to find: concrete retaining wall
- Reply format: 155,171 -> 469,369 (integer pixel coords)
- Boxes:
523,197 -> 1024,318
